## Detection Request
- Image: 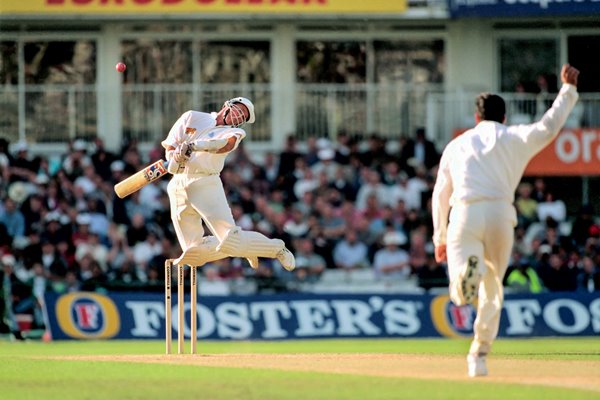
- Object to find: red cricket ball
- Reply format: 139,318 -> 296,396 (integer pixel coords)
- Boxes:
115,62 -> 127,73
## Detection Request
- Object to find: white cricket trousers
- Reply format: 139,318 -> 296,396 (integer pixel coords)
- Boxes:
167,173 -> 283,263
167,174 -> 236,250
446,200 -> 517,355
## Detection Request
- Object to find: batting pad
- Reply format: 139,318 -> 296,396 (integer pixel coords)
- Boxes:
217,227 -> 283,258
175,236 -> 226,266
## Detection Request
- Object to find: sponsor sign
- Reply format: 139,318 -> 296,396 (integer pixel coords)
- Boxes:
44,291 -> 600,340
1,0 -> 407,15
448,0 -> 600,18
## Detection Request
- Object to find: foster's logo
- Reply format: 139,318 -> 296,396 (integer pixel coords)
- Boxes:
55,292 -> 120,339
430,295 -> 475,338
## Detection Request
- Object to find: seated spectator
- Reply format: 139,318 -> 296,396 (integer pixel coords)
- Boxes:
514,182 -> 538,228
132,230 -> 163,281
576,255 -> 599,292
71,213 -> 93,247
311,147 -> 339,182
253,262 -> 287,294
536,192 -> 567,223
317,201 -> 346,242
292,237 -> 326,283
198,266 -> 231,296
408,228 -> 430,271
0,197 -> 25,244
373,231 -> 410,281
75,231 -> 109,272
416,253 -> 448,291
293,163 -> 319,200
355,169 -> 388,211
283,206 -> 310,239
332,230 -> 370,270
109,259 -> 140,286
571,204 -> 598,249
506,257 -> 544,293
537,252 -> 578,292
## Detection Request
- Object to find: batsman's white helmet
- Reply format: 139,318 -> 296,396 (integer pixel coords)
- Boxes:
228,97 -> 255,124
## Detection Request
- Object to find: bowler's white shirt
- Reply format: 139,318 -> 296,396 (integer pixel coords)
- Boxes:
432,84 -> 578,246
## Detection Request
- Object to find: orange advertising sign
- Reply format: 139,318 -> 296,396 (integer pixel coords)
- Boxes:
0,0 -> 407,15
525,128 -> 600,176
452,128 -> 600,176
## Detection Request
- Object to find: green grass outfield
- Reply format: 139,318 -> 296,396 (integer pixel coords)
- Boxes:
1,337 -> 599,400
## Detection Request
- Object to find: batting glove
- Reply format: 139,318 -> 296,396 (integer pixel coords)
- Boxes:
172,143 -> 190,163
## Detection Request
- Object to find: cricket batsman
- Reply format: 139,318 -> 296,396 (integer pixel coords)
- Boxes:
162,97 -> 295,271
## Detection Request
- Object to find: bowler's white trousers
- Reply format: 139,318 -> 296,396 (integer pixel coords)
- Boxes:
446,200 -> 517,355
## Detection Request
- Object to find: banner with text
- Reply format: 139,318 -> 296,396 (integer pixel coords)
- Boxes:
448,0 -> 600,18
1,0 -> 407,15
452,128 -> 600,176
44,291 -> 600,340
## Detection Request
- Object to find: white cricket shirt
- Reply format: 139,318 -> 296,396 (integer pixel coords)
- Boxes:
432,84 -> 578,246
161,110 -> 246,174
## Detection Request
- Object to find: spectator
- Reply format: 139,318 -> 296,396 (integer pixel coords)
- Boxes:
576,255 -> 599,292
126,212 -> 149,247
536,192 -> 567,224
75,232 -> 109,272
505,257 -> 544,293
416,253 -> 448,291
538,252 -> 577,292
9,141 -> 39,183
332,230 -> 370,270
62,139 -> 92,180
90,137 -> 117,181
0,197 -> 26,244
399,127 -> 440,175
20,194 -> 46,236
311,147 -> 339,182
570,204 -> 598,249
373,231 -> 410,281
355,169 -> 388,211
514,182 -> 538,229
292,237 -> 326,283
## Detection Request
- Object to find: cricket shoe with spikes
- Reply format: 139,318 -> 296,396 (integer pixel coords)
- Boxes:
450,255 -> 481,306
276,247 -> 295,271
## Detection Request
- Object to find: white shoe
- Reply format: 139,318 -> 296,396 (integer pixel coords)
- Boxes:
246,257 -> 259,269
451,256 -> 481,306
467,353 -> 488,377
276,248 -> 295,271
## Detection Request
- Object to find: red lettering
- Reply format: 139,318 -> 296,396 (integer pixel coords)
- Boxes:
270,0 -> 327,3
45,0 -> 328,6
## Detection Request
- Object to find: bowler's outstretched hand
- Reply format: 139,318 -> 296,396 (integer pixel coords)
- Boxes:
561,63 -> 579,86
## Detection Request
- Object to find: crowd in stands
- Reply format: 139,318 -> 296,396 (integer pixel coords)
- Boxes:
1,128 -> 599,334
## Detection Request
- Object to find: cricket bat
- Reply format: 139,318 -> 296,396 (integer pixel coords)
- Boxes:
114,159 -> 168,199
113,138 -> 229,199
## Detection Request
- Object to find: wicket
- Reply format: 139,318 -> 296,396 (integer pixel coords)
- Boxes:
164,259 -> 197,354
